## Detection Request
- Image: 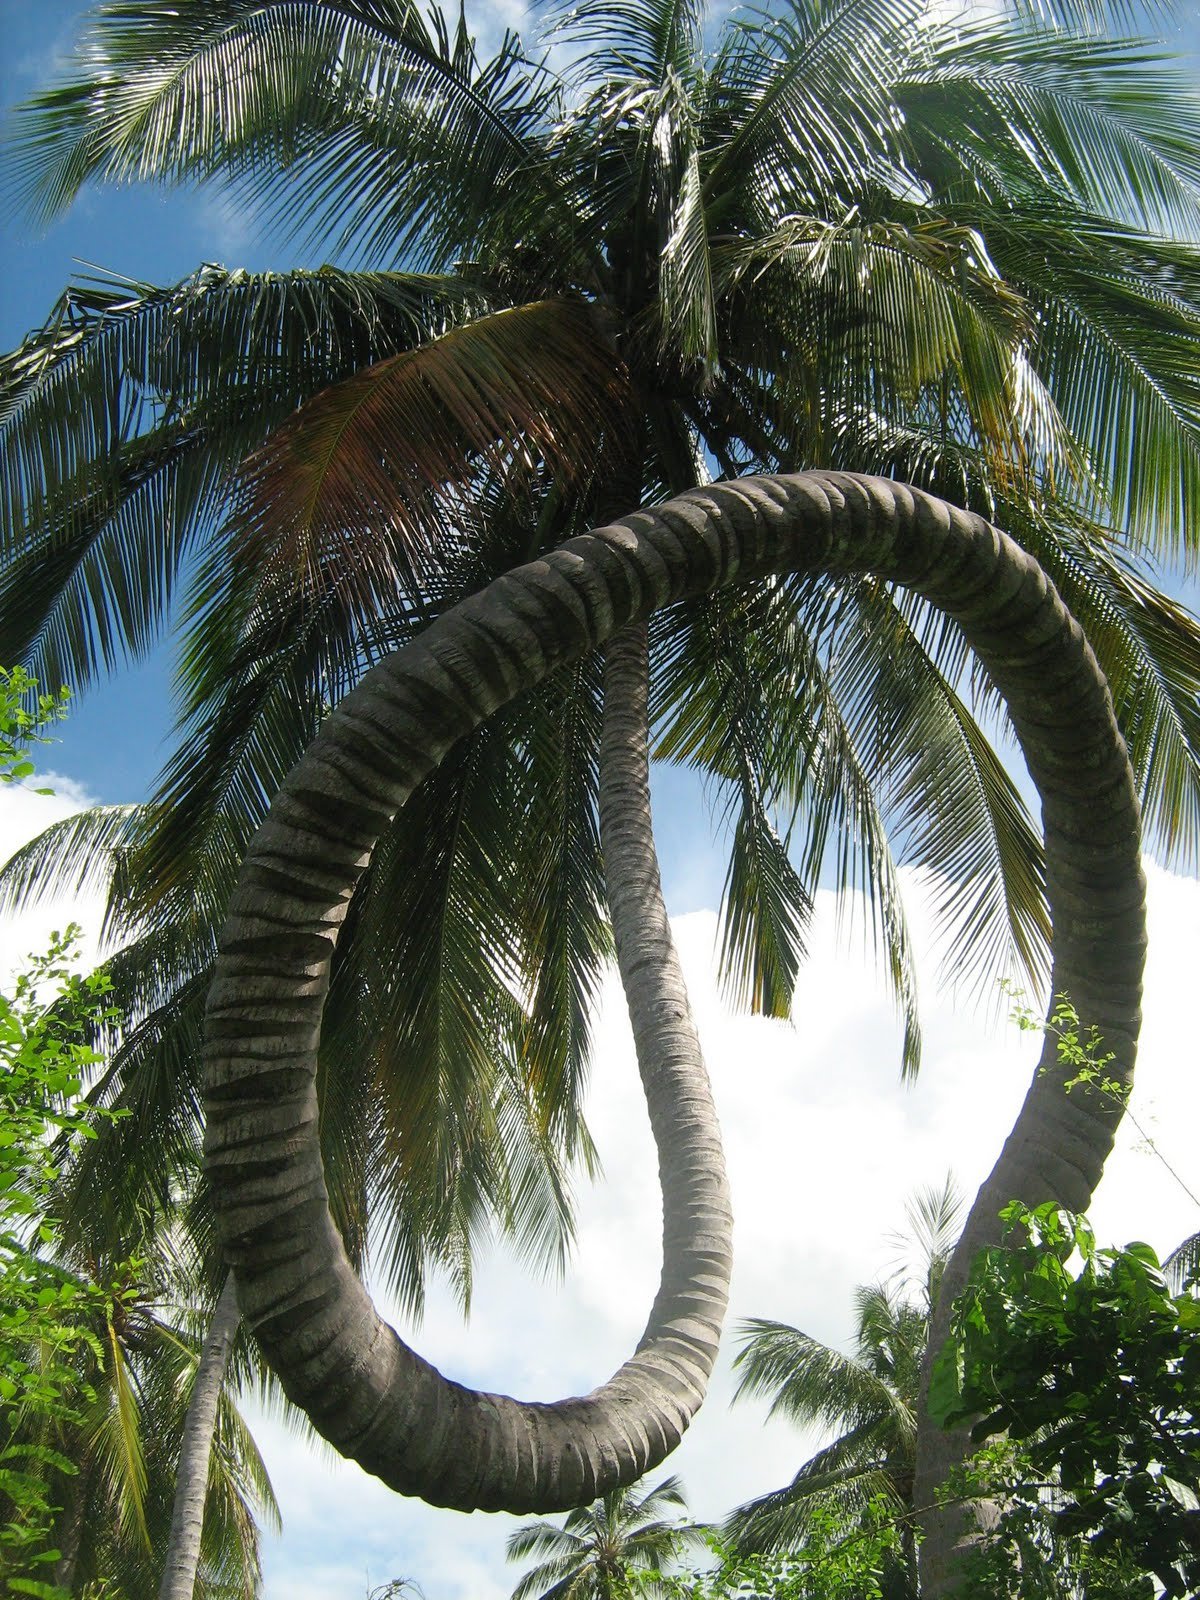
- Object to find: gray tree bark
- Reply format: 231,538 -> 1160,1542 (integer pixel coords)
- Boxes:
52,1452 -> 88,1594
203,472 -> 1144,1527
598,618 -> 733,1443
157,1274 -> 241,1600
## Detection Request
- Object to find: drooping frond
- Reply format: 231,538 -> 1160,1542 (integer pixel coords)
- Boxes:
1002,498 -> 1200,867
724,1431 -> 904,1556
510,660 -> 611,1153
652,592 -> 814,1018
1165,1229 -> 1200,1293
230,299 -> 631,610
901,21 -> 1200,239
862,586 -> 1051,1003
655,98 -> 718,374
0,802 -> 139,917
56,970 -> 211,1245
0,264 -> 476,687
732,1318 -> 911,1437
319,696 -> 597,1311
655,580 -> 924,1074
540,0 -> 706,86
990,217 -> 1200,554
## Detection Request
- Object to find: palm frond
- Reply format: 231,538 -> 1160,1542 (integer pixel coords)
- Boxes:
659,139 -> 718,374
321,703 -> 594,1311
902,21 -> 1200,238
717,213 -> 1068,489
0,802 -> 139,916
732,1318 -> 910,1437
706,0 -> 927,211
507,1518 -> 590,1563
724,1430 -> 904,1556
1005,0 -> 1185,33
98,1317 -> 151,1552
56,972 -> 209,1250
998,221 -> 1200,554
541,0 -> 706,85
1000,498 -> 1200,868
231,299 -> 631,609
652,591 -> 814,1017
0,264 -> 473,687
888,1174 -> 964,1312
8,0 -> 572,268
863,586 -> 1051,1004
512,661 -> 611,1154
1165,1229 -> 1200,1293
655,579 -> 924,1076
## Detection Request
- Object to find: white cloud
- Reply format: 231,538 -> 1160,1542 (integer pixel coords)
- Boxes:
195,190 -> 260,262
0,775 -> 106,986
250,860 -> 1200,1600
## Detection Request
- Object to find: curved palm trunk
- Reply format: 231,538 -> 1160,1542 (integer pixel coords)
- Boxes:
158,1274 -> 240,1600
204,472 -> 1143,1523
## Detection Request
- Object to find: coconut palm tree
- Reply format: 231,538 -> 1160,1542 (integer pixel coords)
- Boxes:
1,0 -> 1196,1588
723,1182 -> 964,1588
3,1229 -> 277,1600
507,1475 -> 706,1600
198,468 -> 1148,1600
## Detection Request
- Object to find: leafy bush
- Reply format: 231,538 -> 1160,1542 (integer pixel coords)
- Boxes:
931,1201 -> 1200,1598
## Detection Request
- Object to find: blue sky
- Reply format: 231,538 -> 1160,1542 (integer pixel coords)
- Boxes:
2,5 -> 1200,1597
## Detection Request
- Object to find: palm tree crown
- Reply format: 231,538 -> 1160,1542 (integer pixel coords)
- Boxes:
507,1475 -> 708,1600
725,1180 -> 964,1568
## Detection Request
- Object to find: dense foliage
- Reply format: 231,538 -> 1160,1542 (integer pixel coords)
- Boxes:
0,924 -> 123,1598
931,1202 -> 1200,1598
5,0 -> 1200,1315
0,669 -> 119,1595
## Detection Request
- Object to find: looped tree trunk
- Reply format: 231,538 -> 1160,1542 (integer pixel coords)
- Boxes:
203,471 -> 1144,1522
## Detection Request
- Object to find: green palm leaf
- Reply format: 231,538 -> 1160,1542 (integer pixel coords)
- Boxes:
231,299 -> 631,608
733,1318 -> 911,1437
726,1432 -> 904,1556
706,0 -> 926,210
903,23 -> 1200,237
8,0 -> 566,260
0,803 -> 139,919
0,264 -> 475,687
541,0 -> 705,84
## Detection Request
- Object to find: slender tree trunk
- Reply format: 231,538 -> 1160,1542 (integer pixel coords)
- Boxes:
158,1274 -> 241,1600
52,1453 -> 89,1594
204,472 -> 1143,1525
598,617 -> 732,1413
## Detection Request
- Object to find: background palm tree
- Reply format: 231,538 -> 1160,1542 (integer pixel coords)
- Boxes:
3,1224 -> 277,1600
724,1182 -> 963,1589
507,1475 -> 707,1600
